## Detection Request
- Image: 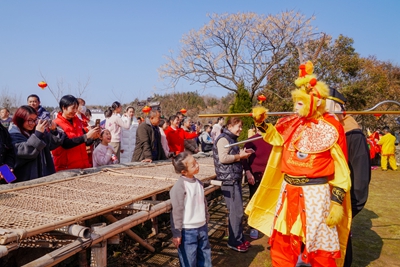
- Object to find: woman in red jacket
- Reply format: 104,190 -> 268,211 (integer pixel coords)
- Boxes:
164,115 -> 198,155
52,95 -> 100,171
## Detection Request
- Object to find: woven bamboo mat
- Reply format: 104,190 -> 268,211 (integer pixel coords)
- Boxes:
0,158 -> 216,241
108,162 -> 216,180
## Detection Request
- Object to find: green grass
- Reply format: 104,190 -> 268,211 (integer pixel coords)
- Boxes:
350,169 -> 400,267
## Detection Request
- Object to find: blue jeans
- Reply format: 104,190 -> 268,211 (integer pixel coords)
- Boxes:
178,224 -> 212,267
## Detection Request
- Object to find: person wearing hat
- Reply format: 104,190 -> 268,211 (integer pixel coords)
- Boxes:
246,61 -> 351,267
326,88 -> 371,267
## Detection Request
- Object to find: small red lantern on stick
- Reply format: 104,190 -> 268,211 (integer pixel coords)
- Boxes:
142,106 -> 151,115
257,94 -> 267,104
373,113 -> 382,120
180,108 -> 187,115
38,81 -> 47,89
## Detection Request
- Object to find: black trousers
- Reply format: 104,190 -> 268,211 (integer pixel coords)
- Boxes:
344,233 -> 353,267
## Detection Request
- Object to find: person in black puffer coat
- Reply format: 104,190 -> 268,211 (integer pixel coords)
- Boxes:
213,117 -> 252,252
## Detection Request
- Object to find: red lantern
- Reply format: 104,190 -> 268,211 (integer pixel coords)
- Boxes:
38,81 -> 47,89
142,106 -> 151,114
373,114 -> 382,120
257,94 -> 267,104
180,108 -> 187,114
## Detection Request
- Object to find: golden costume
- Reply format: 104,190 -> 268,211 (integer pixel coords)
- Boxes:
245,62 -> 352,267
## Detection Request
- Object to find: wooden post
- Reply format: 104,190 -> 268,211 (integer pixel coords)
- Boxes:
79,250 -> 88,267
151,195 -> 158,236
78,222 -> 89,267
103,214 -> 155,252
90,223 -> 107,267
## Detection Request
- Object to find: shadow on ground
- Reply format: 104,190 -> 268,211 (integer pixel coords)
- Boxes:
351,208 -> 383,267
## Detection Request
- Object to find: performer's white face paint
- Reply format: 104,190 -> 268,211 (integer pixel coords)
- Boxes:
294,100 -> 306,117
326,99 -> 344,121
326,99 -> 336,113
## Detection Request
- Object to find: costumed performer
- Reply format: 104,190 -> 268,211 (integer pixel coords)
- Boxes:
245,61 -> 352,267
378,126 -> 398,171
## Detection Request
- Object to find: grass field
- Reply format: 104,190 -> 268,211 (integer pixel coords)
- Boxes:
350,168 -> 400,267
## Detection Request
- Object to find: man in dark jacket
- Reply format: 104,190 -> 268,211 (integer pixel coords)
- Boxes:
327,88 -> 371,267
27,94 -> 50,120
0,123 -> 15,184
132,109 -> 166,162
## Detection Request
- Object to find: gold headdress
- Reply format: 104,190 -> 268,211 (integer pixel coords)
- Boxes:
291,61 -> 329,118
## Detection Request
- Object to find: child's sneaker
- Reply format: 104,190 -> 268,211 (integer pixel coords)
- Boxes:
243,240 -> 251,248
227,243 -> 248,252
250,229 -> 259,239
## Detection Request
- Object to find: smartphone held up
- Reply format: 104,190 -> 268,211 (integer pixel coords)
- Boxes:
95,119 -> 100,128
0,165 -> 16,183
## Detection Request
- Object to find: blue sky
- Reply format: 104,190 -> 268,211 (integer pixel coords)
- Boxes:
1,1 -> 399,107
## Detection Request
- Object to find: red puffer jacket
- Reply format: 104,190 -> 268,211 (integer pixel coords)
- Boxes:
52,112 -> 91,171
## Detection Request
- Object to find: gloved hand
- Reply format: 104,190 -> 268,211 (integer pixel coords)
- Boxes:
252,106 -> 268,132
326,201 -> 344,227
252,106 -> 268,126
326,186 -> 346,227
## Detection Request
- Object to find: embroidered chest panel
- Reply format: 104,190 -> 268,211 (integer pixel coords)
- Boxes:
288,120 -> 338,153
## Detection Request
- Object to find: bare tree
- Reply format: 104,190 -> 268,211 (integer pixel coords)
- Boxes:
159,11 -> 317,100
40,71 -> 91,104
75,76 -> 91,98
0,87 -> 22,109
111,88 -> 125,104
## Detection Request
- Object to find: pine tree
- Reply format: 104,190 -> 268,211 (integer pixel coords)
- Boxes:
229,81 -> 253,142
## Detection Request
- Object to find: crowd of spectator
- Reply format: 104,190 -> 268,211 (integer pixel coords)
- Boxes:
0,94 -> 223,183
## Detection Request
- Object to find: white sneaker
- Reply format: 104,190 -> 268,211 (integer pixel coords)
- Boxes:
249,229 -> 258,239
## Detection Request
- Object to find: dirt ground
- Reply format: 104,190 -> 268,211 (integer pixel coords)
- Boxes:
100,167 -> 400,267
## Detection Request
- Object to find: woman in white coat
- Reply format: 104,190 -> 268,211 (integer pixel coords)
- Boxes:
120,106 -> 138,163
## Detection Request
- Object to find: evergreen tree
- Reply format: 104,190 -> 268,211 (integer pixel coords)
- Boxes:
229,81 -> 253,142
